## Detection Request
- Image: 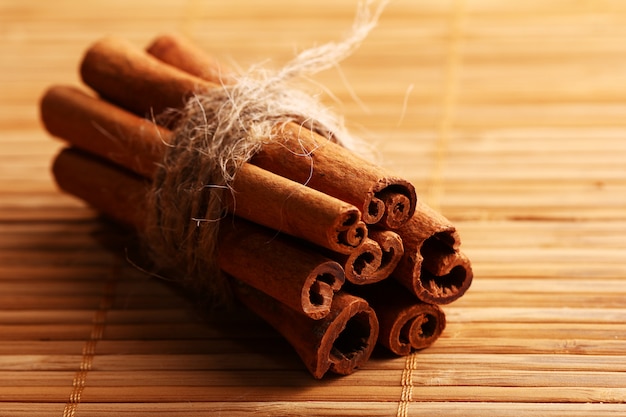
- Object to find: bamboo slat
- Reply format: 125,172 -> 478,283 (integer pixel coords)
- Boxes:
2,0 -> 626,415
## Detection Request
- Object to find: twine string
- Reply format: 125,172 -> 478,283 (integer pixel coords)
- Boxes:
144,0 -> 389,306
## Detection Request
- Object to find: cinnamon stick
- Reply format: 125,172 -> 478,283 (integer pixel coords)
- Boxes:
146,33 -> 235,86
80,36 -> 417,229
233,281 -> 378,379
394,201 -> 473,304
52,147 -> 345,320
333,229 -> 404,285
41,85 -> 368,255
349,279 -> 446,355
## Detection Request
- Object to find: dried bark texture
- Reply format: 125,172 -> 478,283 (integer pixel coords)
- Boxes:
218,218 -> 345,320
233,282 -> 379,379
146,33 -> 235,85
250,123 -> 416,229
332,229 -> 404,285
52,148 -> 346,319
41,85 -> 368,255
394,201 -> 474,304
80,37 -> 204,118
350,279 -> 446,356
40,85 -> 165,179
143,34 -> 418,229
40,33 -> 478,381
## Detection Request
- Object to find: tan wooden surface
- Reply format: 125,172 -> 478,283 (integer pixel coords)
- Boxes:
2,0 -> 626,415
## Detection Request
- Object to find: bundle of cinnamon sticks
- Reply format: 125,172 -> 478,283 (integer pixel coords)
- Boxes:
41,34 -> 473,379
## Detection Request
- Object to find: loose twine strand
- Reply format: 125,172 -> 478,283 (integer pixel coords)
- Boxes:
144,0 -> 389,306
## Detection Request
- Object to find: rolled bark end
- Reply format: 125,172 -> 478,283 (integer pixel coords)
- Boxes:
387,308 -> 419,356
381,303 -> 445,356
343,230 -> 404,285
345,238 -> 380,284
334,209 -> 368,251
362,195 -> 386,225
370,229 -> 404,280
395,211 -> 473,304
146,32 -> 420,233
231,284 -> 377,379
302,263 -> 345,320
348,279 -> 444,356
322,293 -> 379,377
417,232 -> 472,303
375,182 -> 416,229
219,219 -> 349,320
407,304 -> 446,350
416,250 -> 473,305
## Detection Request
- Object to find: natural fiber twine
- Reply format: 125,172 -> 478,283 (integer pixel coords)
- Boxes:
144,0 -> 389,306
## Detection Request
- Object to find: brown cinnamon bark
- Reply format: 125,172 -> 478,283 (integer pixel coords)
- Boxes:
332,229 -> 404,285
144,34 -> 474,303
251,124 -> 415,229
41,85 -> 367,255
218,218 -> 345,320
81,37 -> 202,118
349,279 -> 446,355
147,34 -> 418,229
80,36 -> 416,229
52,147 -> 345,320
233,281 -> 378,378
52,148 -> 379,377
146,34 -> 418,229
394,201 -> 473,304
147,33 -> 235,85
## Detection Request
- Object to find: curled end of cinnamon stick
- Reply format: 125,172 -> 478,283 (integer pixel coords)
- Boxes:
361,195 -> 386,225
348,279 -> 446,356
331,209 -> 368,254
406,303 -> 446,350
363,179 -> 416,229
374,180 -> 417,229
343,230 -> 404,285
416,250 -> 473,305
383,307 -> 419,356
383,302 -> 445,356
319,293 -> 378,378
301,262 -> 345,320
231,283 -> 376,379
395,210 -> 473,304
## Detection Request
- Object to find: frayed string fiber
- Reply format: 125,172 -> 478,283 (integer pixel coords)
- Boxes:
145,0 -> 389,307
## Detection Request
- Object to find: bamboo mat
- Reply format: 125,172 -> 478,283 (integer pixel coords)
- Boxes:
2,0 -> 626,415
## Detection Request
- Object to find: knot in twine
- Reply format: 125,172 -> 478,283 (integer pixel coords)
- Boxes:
145,0 -> 388,307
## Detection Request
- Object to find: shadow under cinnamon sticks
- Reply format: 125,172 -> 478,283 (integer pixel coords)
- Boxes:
79,218 -> 333,384
52,147 -> 379,378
